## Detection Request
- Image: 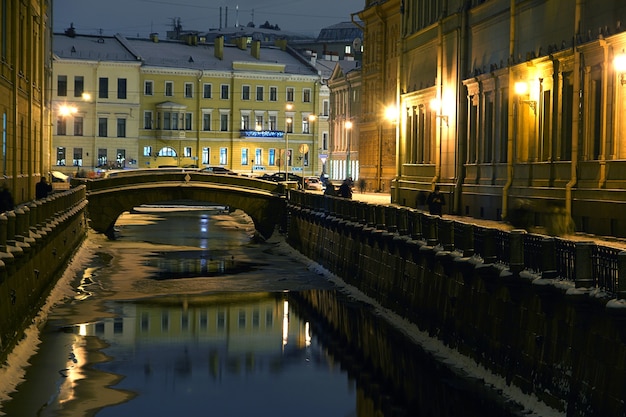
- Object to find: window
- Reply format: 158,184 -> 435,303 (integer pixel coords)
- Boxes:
286,118 -> 294,133
322,132 -> 328,150
184,147 -> 192,157
255,148 -> 262,166
143,146 -> 152,157
144,111 -> 153,129
163,112 -> 171,130
241,114 -> 250,130
116,149 -> 126,167
219,147 -> 228,165
202,113 -> 211,131
117,78 -> 127,99
165,81 -> 173,97
57,75 -> 67,96
269,148 -> 275,166
221,84 -> 229,99
185,113 -> 192,130
98,118 -> 107,137
242,148 -> 249,165
269,86 -> 277,101
56,147 -> 66,166
220,113 -> 228,131
97,149 -> 107,167
117,118 -> 126,137
255,115 -> 263,130
57,117 -> 67,135
303,88 -> 311,103
256,86 -> 264,101
202,147 -> 210,164
269,115 -> 277,130
74,117 -> 84,136
99,77 -> 108,99
286,87 -> 294,102
159,146 -> 177,157
74,76 -> 84,97
242,85 -> 250,100
184,82 -> 193,98
203,83 -> 212,98
73,148 -> 83,166
323,100 -> 329,116
144,80 -> 153,95
302,116 -> 310,134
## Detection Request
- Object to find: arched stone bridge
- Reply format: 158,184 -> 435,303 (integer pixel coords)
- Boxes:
79,172 -> 288,239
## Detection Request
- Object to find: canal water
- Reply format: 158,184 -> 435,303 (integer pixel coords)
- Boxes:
0,206 -> 558,417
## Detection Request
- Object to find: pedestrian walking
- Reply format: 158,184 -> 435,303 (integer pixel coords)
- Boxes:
36,176 -> 52,199
338,178 -> 353,199
426,185 -> 445,215
0,184 -> 13,212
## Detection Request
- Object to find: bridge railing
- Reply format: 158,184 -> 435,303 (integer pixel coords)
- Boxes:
76,172 -> 286,194
288,190 -> 626,299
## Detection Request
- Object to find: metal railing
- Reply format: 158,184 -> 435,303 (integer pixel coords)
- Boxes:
288,190 -> 626,298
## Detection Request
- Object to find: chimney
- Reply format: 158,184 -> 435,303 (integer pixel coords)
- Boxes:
214,36 -> 224,60
274,39 -> 287,51
310,52 -> 317,66
150,32 -> 159,42
251,40 -> 260,59
236,37 -> 246,50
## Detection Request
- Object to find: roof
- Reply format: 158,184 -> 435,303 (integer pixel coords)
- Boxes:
316,21 -> 363,42
53,33 -> 139,62
53,33 -> 319,76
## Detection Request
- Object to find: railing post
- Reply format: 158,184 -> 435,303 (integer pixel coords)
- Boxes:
459,222 -> 474,257
439,219 -> 454,251
575,241 -> 595,288
509,229 -> 526,274
541,237 -> 558,279
618,251 -> 626,300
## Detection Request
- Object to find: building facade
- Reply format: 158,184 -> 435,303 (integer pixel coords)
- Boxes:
363,0 -> 626,236
327,60 -> 361,182
52,33 -> 321,177
357,0 -> 402,193
0,0 -> 52,203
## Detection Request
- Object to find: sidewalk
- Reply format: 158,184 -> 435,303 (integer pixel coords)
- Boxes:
347,191 -> 626,251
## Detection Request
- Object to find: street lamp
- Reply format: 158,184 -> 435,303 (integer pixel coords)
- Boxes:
345,120 -> 353,179
284,103 -> 293,176
615,51 -> 626,85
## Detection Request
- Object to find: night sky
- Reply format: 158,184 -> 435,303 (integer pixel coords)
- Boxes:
53,0 -> 363,38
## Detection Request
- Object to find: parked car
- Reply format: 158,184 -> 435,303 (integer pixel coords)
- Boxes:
260,172 -> 304,189
304,177 -> 324,191
200,166 -> 238,175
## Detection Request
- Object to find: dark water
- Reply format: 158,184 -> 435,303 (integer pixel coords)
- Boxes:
0,207 -> 537,417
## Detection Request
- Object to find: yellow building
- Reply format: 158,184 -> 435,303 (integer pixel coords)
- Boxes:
361,0 -> 626,237
0,1 -> 51,203
52,33 -> 321,177
52,32 -> 142,174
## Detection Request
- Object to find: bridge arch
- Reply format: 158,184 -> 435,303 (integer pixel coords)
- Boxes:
82,173 -> 287,239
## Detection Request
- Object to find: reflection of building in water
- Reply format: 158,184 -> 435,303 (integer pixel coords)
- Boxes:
75,293 -> 312,373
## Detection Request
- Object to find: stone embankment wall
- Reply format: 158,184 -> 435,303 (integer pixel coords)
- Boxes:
0,186 -> 88,361
286,193 -> 626,417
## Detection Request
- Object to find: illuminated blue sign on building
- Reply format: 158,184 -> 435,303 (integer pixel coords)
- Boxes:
240,130 -> 285,138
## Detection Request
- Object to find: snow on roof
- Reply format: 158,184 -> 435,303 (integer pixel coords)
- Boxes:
53,33 -> 319,76
53,33 -> 139,62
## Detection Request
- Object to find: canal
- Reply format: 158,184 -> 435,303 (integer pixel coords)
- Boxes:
0,205 -> 556,416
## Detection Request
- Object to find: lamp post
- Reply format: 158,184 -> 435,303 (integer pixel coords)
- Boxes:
345,120 -> 352,179
284,104 -> 294,176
